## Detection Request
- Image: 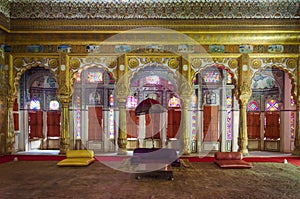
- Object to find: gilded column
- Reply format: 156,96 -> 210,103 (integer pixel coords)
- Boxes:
179,59 -> 193,155
6,55 -> 16,154
238,96 -> 250,155
6,97 -> 15,154
180,96 -> 192,155
238,54 -> 252,155
59,99 -> 70,154
57,54 -> 71,154
293,56 -> 300,155
116,58 -> 129,154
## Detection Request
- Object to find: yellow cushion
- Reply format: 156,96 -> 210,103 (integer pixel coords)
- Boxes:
57,150 -> 95,166
66,150 -> 94,158
57,157 -> 95,166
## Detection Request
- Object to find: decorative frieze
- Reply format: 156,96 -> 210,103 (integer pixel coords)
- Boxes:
9,0 -> 300,20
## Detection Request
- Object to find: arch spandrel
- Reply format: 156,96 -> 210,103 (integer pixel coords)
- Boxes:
126,54 -> 181,92
10,54 -> 60,98
248,54 -> 298,100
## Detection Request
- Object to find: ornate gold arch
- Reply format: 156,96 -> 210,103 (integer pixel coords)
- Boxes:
249,54 -> 298,100
9,54 -> 60,98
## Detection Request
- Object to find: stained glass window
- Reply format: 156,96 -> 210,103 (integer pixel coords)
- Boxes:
203,71 -> 220,83
193,76 -> 198,84
109,108 -> 114,139
191,94 -> 197,108
248,100 -> 259,111
49,100 -> 59,110
168,96 -> 181,107
30,99 -> 41,110
291,112 -> 295,139
266,99 -> 279,111
146,75 -> 160,85
227,72 -> 233,84
291,96 -> 295,106
87,71 -> 103,83
126,95 -> 137,108
76,96 -> 81,138
75,72 -> 81,82
109,94 -> 114,107
192,110 -> 197,140
226,95 -> 232,140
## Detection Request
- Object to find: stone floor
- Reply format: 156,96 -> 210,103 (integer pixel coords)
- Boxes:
0,159 -> 300,199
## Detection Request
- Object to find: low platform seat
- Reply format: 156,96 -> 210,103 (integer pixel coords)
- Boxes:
131,148 -> 180,167
57,150 -> 95,166
214,152 -> 253,169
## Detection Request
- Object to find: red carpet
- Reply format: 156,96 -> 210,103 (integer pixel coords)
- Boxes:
184,156 -> 300,167
1,155 -> 300,166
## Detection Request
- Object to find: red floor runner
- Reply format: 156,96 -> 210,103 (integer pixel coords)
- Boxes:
1,155 -> 300,166
184,156 -> 300,166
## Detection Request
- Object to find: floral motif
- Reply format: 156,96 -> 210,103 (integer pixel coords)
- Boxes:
7,0 -> 300,20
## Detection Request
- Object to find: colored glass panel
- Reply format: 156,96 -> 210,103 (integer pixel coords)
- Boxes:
168,96 -> 180,107
266,99 -> 279,111
248,100 -> 259,111
109,94 -> 114,107
291,112 -> 295,139
226,95 -> 232,140
49,100 -> 59,110
291,96 -> 295,106
203,71 -> 220,83
227,72 -> 233,84
126,95 -> 137,108
191,94 -> 197,108
76,96 -> 81,138
30,99 -> 41,110
109,108 -> 114,139
75,72 -> 81,82
87,71 -> 103,83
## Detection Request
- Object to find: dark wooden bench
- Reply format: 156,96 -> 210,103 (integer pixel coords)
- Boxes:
131,148 -> 180,167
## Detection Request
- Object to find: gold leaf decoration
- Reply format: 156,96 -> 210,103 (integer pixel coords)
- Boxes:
70,58 -> 81,69
48,59 -> 58,68
286,58 -> 297,69
228,59 -> 238,69
191,58 -> 202,68
251,59 -> 262,69
14,58 -> 24,69
168,58 -> 179,69
128,58 -> 139,69
106,59 -> 117,69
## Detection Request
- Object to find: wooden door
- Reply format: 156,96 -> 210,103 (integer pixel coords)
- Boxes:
203,106 -> 219,141
13,99 -> 19,131
47,111 -> 61,137
126,110 -> 139,138
247,112 -> 260,139
265,111 -> 280,139
88,106 -> 103,140
167,109 -> 181,139
28,111 -> 43,139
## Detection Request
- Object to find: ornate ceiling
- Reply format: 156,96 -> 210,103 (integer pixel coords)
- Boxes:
1,0 -> 299,20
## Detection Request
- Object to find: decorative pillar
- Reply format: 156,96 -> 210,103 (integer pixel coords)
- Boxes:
293,107 -> 300,155
238,54 -> 252,156
179,59 -> 193,155
6,97 -> 15,154
57,54 -> 71,154
58,99 -> 70,154
292,56 -> 300,155
238,97 -> 250,155
116,58 -> 129,154
181,97 -> 191,155
6,55 -> 16,154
